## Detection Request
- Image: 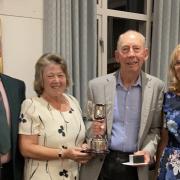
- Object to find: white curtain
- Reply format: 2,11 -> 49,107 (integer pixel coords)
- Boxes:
150,0 -> 180,84
43,0 -> 97,109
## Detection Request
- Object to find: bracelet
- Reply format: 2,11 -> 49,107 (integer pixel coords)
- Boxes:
58,148 -> 64,159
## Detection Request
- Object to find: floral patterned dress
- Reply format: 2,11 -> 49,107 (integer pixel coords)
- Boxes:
19,94 -> 86,180
158,92 -> 180,180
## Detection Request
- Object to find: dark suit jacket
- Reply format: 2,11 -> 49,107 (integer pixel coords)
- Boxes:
1,74 -> 25,180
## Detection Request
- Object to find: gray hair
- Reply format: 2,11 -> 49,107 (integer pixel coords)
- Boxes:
117,30 -> 146,50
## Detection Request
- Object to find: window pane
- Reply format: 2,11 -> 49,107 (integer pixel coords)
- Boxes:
107,17 -> 146,74
108,0 -> 145,14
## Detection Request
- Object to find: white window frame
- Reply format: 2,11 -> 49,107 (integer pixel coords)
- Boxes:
97,0 -> 153,76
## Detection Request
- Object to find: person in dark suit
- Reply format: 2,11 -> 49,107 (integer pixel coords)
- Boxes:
80,30 -> 165,180
0,73 -> 25,180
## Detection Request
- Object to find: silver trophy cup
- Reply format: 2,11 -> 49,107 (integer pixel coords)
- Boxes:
90,104 -> 109,154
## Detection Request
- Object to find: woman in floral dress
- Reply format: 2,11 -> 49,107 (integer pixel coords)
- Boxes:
18,53 -> 91,180
157,45 -> 180,180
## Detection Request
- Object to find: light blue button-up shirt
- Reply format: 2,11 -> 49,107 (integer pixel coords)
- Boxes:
109,72 -> 142,152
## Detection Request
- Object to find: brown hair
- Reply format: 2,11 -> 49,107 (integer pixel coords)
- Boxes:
34,53 -> 70,96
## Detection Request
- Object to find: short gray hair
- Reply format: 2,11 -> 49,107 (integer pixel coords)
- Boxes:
117,30 -> 146,50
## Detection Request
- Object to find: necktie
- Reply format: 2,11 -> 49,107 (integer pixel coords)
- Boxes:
0,91 -> 10,154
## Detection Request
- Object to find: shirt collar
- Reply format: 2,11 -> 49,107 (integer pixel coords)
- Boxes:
116,70 -> 142,88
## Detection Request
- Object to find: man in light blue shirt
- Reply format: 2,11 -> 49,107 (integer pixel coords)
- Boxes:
110,73 -> 141,153
80,30 -> 165,180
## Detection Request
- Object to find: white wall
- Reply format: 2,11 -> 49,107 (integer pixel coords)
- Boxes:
0,0 -> 43,97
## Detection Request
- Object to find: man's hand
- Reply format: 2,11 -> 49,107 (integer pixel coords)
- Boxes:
134,150 -> 151,164
91,119 -> 106,136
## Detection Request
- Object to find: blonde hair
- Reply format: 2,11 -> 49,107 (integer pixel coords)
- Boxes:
169,44 -> 180,93
34,53 -> 70,96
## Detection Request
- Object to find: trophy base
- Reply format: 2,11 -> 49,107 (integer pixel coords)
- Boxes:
82,149 -> 109,155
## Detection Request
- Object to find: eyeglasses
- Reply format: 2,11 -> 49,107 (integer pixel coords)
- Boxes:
174,60 -> 180,66
120,46 -> 142,54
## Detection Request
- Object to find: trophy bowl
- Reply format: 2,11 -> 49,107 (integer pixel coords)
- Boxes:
90,137 -> 109,154
83,138 -> 109,154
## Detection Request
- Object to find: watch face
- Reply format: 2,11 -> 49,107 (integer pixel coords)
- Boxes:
58,148 -> 64,158
58,153 -> 62,157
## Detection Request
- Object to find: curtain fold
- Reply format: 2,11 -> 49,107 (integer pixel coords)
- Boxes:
150,0 -> 180,84
43,0 -> 97,109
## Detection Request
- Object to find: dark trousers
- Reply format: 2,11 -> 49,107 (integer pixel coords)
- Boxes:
98,150 -> 138,180
0,161 -> 13,180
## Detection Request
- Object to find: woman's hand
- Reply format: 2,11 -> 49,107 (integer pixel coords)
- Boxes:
62,146 -> 92,164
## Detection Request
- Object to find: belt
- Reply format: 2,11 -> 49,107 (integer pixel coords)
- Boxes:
0,161 -> 12,168
0,161 -> 13,180
109,149 -> 132,156
106,149 -> 133,162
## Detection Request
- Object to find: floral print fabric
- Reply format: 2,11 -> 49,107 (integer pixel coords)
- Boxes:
19,94 -> 85,180
158,92 -> 180,180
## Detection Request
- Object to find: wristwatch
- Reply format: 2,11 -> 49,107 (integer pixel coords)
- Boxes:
58,148 -> 64,158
